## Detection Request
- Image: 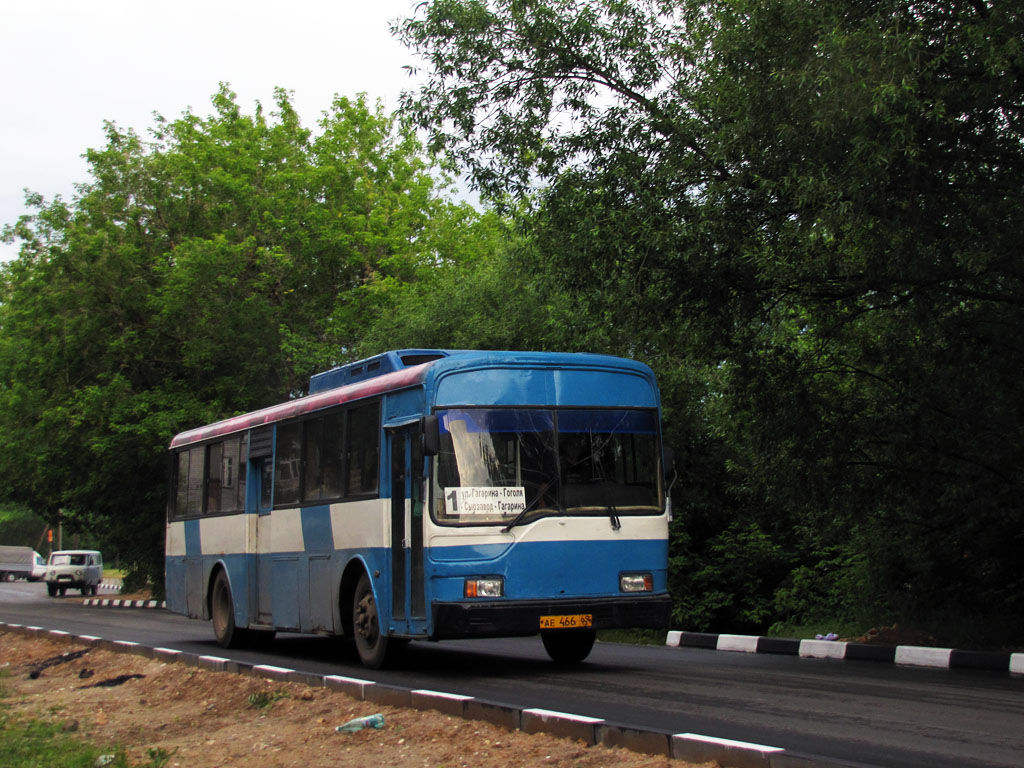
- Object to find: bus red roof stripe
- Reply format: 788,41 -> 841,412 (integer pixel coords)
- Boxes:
170,363 -> 429,448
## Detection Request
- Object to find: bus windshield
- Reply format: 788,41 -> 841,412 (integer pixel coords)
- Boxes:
433,408 -> 661,526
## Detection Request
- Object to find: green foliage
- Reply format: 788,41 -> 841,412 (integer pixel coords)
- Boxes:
398,0 -> 1024,641
246,689 -> 289,709
0,86 -> 490,589
670,521 -> 791,632
0,710 -> 173,768
2,0 -> 1023,647
0,713 -> 107,768
770,544 -> 878,630
0,504 -> 48,548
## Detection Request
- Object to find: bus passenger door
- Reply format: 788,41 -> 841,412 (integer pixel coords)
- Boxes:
254,457 -> 274,624
388,424 -> 426,635
247,426 -> 275,627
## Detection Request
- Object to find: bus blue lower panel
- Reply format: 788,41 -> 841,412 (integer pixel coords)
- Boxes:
427,537 -> 669,602
167,536 -> 666,638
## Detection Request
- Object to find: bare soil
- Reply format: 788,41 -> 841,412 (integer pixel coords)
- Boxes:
0,631 -> 710,768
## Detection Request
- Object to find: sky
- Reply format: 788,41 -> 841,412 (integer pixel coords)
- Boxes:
0,0 -> 428,262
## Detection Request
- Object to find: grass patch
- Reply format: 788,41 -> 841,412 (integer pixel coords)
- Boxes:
0,712 -> 172,768
765,619 -> 866,641
246,689 -> 289,709
596,628 -> 667,646
0,713 -> 112,768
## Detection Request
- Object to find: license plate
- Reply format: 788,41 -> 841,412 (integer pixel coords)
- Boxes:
540,614 -> 593,630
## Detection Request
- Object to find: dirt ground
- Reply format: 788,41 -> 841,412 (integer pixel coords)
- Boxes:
0,630 -> 711,768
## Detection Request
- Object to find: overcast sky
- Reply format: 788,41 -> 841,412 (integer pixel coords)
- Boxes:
1,0 -> 428,262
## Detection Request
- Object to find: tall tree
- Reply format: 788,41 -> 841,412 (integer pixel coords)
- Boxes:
397,0 -> 1024,638
0,86 -> 488,589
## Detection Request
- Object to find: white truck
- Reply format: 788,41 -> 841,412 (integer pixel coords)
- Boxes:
0,545 -> 46,582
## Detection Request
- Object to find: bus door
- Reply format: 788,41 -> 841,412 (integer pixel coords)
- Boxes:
387,423 -> 426,635
248,427 -> 274,625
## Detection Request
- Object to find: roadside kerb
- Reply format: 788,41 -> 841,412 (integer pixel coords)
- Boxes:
0,620 -> 897,768
411,689 -> 473,717
667,630 -> 1021,673
83,598 -> 166,609
324,674 -> 375,699
673,734 -> 784,768
522,708 -> 603,744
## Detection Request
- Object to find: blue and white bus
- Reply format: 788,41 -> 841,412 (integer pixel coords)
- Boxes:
166,350 -> 671,667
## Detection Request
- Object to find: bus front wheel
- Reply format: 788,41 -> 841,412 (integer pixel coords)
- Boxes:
541,629 -> 596,664
352,573 -> 393,669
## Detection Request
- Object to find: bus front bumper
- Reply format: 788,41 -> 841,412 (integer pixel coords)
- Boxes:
430,594 -> 672,640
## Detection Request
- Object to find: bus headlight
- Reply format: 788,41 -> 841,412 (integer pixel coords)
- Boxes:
620,573 -> 653,592
464,577 -> 504,598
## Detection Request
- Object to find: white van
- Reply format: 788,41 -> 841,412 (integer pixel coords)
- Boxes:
44,550 -> 103,596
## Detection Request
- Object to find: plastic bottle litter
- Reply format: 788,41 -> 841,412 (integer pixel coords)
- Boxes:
815,632 -> 839,641
335,713 -> 385,733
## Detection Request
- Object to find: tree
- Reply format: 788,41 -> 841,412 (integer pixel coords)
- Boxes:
397,0 -> 1024,640
0,86 -> 490,590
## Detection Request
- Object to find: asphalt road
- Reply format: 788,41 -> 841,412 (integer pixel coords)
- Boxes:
2,581 -> 1022,768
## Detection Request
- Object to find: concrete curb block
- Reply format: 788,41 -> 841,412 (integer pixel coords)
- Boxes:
674,733 -> 783,768
666,630 -> 1019,673
411,689 -> 473,717
522,708 -> 603,744
0,620 -> 892,768
324,674 -> 374,700
1011,654 -> 1024,675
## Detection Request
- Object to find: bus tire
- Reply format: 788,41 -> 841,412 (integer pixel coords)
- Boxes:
211,570 -> 248,649
3,572 -> 14,582
541,629 -> 596,664
352,573 -> 392,668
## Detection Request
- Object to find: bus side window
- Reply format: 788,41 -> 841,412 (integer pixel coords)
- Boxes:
174,451 -> 190,517
275,422 -> 302,506
206,442 -> 223,514
347,402 -> 379,496
219,437 -> 242,512
186,446 -> 204,516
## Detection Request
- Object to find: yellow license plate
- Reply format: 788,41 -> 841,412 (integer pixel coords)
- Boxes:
540,614 -> 593,630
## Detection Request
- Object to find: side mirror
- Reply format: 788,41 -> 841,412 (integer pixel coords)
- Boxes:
421,414 -> 440,457
663,447 -> 675,479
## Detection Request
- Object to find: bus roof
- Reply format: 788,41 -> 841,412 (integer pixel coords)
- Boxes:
169,350 -> 657,449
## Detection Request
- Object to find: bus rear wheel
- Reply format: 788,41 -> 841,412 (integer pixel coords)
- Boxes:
352,573 -> 394,668
211,571 -> 246,648
541,629 -> 596,664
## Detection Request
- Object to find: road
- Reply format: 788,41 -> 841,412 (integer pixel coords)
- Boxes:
2,581 -> 1022,768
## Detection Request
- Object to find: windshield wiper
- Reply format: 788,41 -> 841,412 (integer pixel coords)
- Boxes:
502,478 -> 561,532
500,503 -> 534,533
